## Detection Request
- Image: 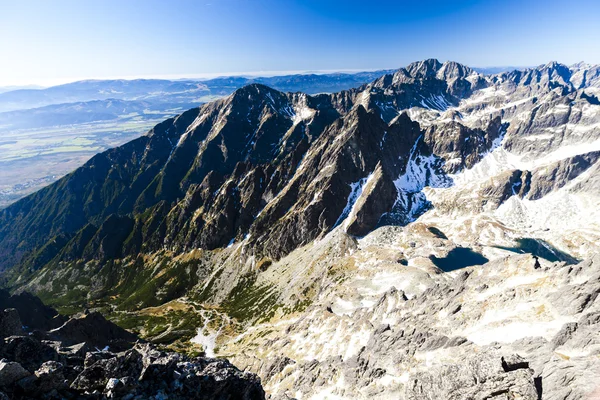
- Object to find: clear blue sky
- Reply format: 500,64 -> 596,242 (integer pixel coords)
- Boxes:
1,0 -> 599,86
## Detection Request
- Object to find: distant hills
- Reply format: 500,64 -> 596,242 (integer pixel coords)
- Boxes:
0,71 -> 395,113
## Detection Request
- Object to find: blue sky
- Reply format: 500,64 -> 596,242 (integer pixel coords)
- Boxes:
1,0 -> 599,86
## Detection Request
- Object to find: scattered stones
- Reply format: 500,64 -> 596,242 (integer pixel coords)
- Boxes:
228,253 -> 600,399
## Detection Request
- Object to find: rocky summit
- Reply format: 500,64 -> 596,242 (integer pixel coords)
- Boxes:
0,59 -> 600,399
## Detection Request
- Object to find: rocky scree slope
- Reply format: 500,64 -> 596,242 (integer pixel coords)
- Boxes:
225,244 -> 600,399
1,59 -> 600,398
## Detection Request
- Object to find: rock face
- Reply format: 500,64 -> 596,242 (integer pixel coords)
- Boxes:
47,311 -> 138,349
2,59 -> 600,297
2,59 -> 598,281
0,304 -> 265,399
68,343 -> 264,400
0,361 -> 30,387
0,290 -> 64,331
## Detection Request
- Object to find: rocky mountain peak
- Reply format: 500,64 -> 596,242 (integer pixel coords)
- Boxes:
499,61 -> 573,93
436,61 -> 476,81
540,60 -> 572,81
403,59 -> 475,83
221,83 -> 297,127
3,57 -> 599,275
570,61 -> 590,70
405,58 -> 444,78
228,82 -> 287,105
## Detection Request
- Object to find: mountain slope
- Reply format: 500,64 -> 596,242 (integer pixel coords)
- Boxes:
0,60 -> 508,275
2,58 -> 599,292
2,59 -> 600,399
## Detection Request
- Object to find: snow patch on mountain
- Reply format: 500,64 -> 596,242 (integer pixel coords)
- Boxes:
383,136 -> 453,225
334,172 -> 377,230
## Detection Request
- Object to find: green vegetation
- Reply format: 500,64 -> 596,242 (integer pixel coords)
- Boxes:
110,309 -> 206,344
222,273 -> 282,323
29,252 -> 200,312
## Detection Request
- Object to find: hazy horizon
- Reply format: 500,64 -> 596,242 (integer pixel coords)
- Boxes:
0,68 -> 393,88
0,64 -> 539,88
2,0 -> 599,87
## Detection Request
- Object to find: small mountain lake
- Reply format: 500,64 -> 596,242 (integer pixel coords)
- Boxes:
430,247 -> 489,272
494,238 -> 579,264
430,238 -> 579,272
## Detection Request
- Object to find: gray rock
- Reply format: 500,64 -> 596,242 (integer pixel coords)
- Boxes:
525,152 -> 600,200
34,361 -> 67,392
405,352 -> 538,400
551,322 -> 578,349
48,310 -> 138,349
548,282 -> 600,315
1,336 -> 58,372
539,354 -> 600,400
0,309 -> 22,338
0,359 -> 30,387
260,356 -> 296,381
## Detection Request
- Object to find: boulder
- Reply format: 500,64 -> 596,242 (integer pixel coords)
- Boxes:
177,358 -> 266,399
0,309 -> 22,338
47,311 -> 138,349
0,294 -> 266,399
34,361 -> 67,392
0,290 -> 65,331
1,336 -> 58,372
0,359 -> 30,387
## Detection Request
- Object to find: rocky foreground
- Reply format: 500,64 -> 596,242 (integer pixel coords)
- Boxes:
0,291 -> 264,399
224,241 -> 600,399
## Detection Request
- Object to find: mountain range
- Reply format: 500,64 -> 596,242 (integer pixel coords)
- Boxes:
1,59 -> 600,399
0,71 -> 395,113
0,69 -> 398,209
